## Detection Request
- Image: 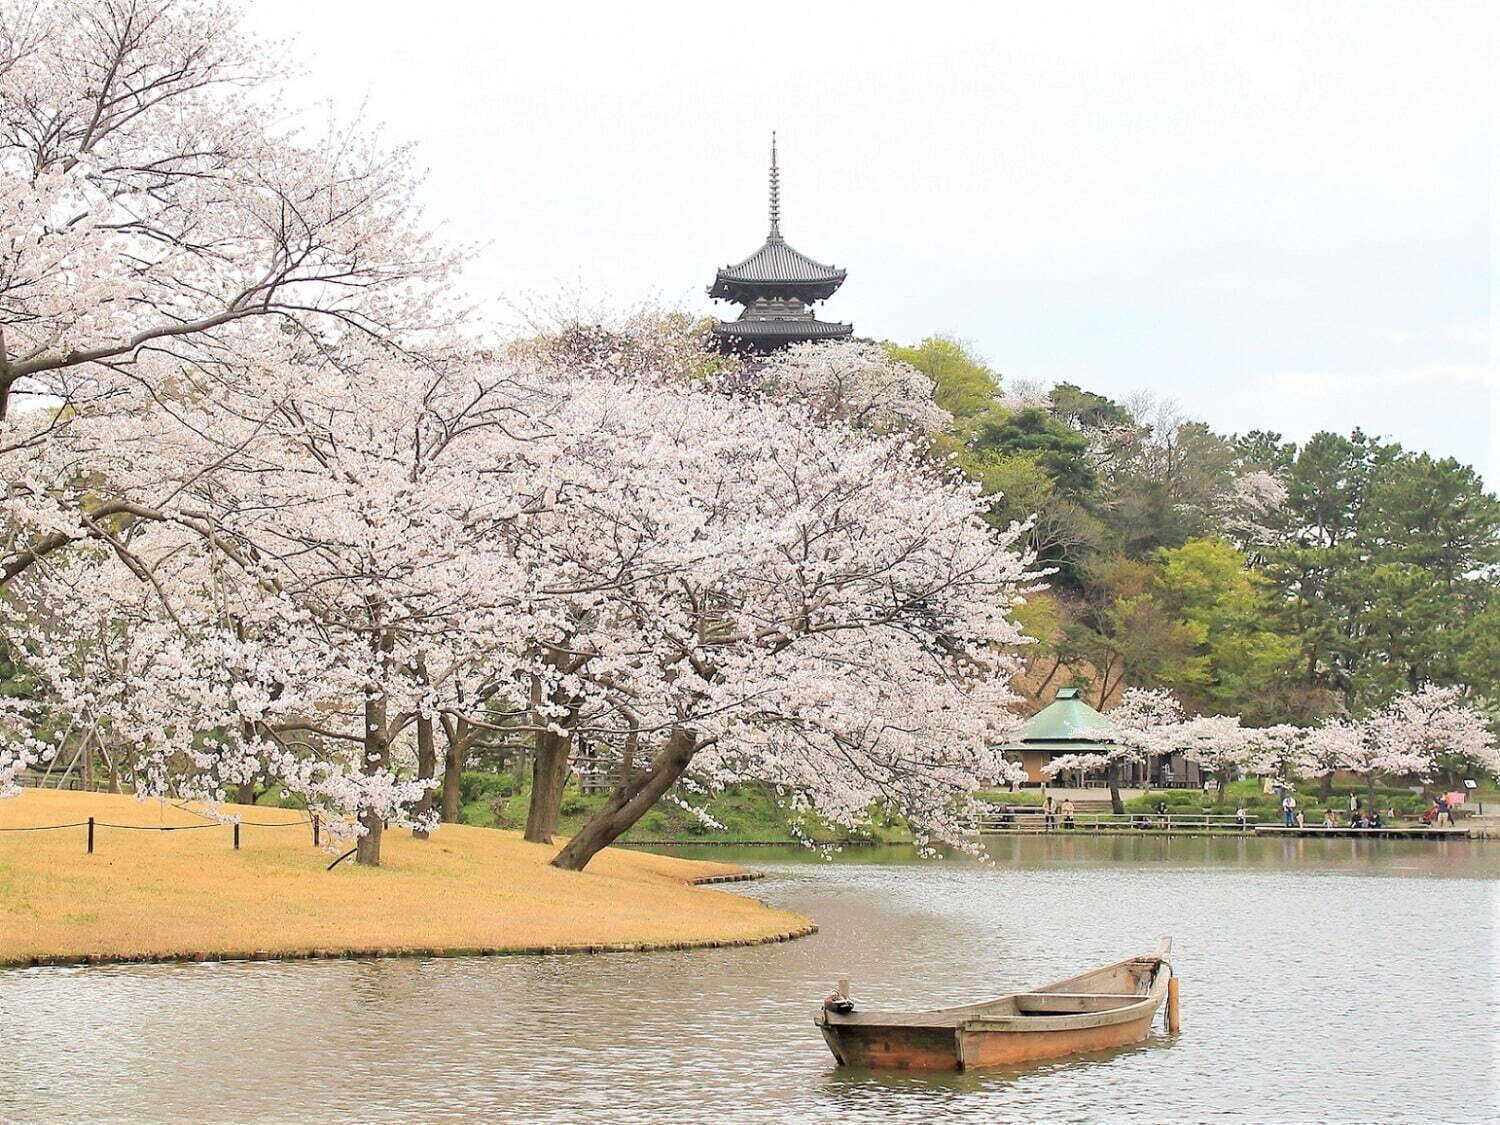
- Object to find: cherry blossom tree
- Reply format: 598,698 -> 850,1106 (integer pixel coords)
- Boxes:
1360,685 -> 1498,790
1277,687 -> 1496,807
747,339 -> 950,433
6,339 -> 1040,874
1,0 -> 459,589
1289,720 -> 1362,798
475,367 -> 1035,868
1,8 -> 1040,876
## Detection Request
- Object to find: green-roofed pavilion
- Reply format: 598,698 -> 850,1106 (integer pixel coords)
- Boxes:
999,687 -> 1124,785
999,687 -> 1204,789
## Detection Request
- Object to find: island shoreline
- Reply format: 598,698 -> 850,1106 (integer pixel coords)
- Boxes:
0,791 -> 819,970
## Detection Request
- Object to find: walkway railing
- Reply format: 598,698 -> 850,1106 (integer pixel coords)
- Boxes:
974,810 -> 1255,833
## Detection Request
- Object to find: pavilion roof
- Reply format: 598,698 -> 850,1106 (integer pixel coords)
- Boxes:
998,688 -> 1124,750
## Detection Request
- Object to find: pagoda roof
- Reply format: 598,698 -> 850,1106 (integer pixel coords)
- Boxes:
709,133 -> 848,305
712,235 -> 846,291
997,688 -> 1124,750
712,318 -> 852,343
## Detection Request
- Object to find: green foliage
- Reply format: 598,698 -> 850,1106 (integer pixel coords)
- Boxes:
1049,383 -> 1132,434
456,776 -> 914,844
1154,538 -> 1301,720
887,336 -> 998,422
1262,431 -> 1498,712
1107,420 -> 1239,557
1125,780 -> 1428,819
1235,429 -> 1297,476
459,770 -> 519,804
971,409 -> 1096,496
884,321 -> 1498,725
973,789 -> 1049,806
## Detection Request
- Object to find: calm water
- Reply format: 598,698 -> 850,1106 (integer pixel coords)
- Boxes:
3,836 -> 1496,1123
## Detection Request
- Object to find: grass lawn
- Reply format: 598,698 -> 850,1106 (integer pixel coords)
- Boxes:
0,790 -> 812,967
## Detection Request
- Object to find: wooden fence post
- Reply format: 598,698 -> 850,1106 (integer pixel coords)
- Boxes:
86,816 -> 94,854
233,823 -> 241,850
312,815 -> 320,847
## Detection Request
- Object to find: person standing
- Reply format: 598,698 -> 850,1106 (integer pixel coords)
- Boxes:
1061,798 -> 1076,829
1349,792 -> 1359,816
1043,795 -> 1056,830
1282,792 -> 1298,827
1235,804 -> 1249,831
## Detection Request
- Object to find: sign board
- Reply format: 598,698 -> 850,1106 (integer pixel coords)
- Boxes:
1463,779 -> 1478,789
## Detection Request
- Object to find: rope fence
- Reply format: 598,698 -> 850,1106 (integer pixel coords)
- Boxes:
0,812 -> 322,852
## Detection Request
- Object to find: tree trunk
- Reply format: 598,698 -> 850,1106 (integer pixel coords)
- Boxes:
1108,760 -> 1125,815
524,728 -> 571,844
551,730 -> 696,872
1319,771 -> 1334,799
440,721 -> 466,824
355,688 -> 390,867
237,780 -> 258,806
412,714 -> 437,840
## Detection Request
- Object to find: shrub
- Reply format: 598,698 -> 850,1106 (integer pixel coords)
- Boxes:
459,770 -> 518,804
560,792 -> 593,816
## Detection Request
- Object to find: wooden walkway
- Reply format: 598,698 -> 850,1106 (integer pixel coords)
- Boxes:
1252,825 -> 1469,839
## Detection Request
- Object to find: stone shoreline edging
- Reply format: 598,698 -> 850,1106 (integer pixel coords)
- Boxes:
4,866 -> 819,970
687,870 -> 765,884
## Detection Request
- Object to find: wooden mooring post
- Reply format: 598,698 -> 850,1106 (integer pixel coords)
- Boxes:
1166,977 -> 1181,1032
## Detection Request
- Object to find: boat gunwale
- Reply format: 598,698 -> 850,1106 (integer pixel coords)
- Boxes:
960,986 -> 1165,1032
817,939 -> 1172,1032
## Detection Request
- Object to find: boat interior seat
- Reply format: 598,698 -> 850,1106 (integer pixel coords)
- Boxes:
1013,992 -> 1138,1014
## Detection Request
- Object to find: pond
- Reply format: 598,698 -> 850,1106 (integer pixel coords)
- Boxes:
3,836 -> 1495,1122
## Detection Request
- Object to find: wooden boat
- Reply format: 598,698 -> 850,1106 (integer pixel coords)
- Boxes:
815,938 -> 1174,1071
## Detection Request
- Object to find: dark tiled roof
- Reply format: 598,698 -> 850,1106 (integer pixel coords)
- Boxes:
712,318 -> 852,340
714,235 -> 845,286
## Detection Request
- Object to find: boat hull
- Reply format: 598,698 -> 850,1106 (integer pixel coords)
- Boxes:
820,1004 -> 1160,1070
815,940 -> 1172,1072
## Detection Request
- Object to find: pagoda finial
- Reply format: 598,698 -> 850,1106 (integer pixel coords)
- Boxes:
768,131 -> 781,239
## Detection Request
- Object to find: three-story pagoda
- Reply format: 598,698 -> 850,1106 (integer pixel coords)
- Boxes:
709,135 -> 852,352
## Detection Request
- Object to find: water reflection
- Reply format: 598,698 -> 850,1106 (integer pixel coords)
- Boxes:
1,838 -> 1495,1123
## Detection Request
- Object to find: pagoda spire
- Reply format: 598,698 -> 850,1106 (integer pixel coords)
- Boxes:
768,131 -> 781,239
707,133 -> 852,353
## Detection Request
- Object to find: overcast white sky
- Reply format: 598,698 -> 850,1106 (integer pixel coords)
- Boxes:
246,0 -> 1495,481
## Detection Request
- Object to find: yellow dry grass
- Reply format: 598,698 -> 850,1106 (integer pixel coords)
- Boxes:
0,789 -> 812,966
